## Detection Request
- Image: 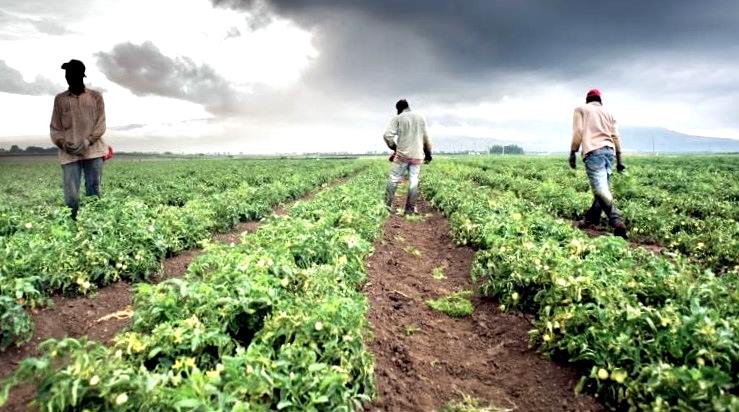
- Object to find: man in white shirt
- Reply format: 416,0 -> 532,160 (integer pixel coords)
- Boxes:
570,88 -> 627,239
383,99 -> 432,214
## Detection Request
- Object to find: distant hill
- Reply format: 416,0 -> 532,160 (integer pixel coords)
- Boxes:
432,136 -> 509,153
619,127 -> 739,153
432,128 -> 739,153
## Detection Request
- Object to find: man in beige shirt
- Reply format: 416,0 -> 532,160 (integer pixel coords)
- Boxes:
50,59 -> 107,219
569,89 -> 627,239
383,99 -> 432,214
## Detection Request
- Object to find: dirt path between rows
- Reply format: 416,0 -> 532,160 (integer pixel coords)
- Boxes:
365,196 -> 603,412
0,177 -> 349,412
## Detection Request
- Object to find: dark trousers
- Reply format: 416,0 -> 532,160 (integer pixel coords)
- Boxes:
62,157 -> 103,219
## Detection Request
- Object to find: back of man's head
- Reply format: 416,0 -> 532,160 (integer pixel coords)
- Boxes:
395,99 -> 409,114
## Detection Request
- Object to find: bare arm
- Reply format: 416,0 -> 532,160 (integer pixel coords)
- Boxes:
89,93 -> 106,144
570,109 -> 583,153
50,96 -> 65,149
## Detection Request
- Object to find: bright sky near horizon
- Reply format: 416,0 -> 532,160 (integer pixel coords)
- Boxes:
1,0 -> 738,153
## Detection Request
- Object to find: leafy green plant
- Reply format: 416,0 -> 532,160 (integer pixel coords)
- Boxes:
0,159 -> 363,350
403,324 -> 420,336
439,393 -> 509,412
404,246 -> 422,257
431,266 -> 447,280
426,290 -> 474,318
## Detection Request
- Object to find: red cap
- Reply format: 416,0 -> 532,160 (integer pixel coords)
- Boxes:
586,88 -> 601,98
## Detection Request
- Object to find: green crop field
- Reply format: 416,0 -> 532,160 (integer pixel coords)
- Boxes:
0,155 -> 737,411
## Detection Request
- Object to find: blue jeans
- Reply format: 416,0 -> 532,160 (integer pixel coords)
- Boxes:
385,161 -> 421,213
583,146 -> 623,225
62,157 -> 103,219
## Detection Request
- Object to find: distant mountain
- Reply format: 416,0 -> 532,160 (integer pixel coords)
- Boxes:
619,127 -> 739,153
432,128 -> 739,153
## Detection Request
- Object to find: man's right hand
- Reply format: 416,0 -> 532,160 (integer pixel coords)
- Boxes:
568,151 -> 577,169
424,147 -> 432,164
388,151 -> 396,162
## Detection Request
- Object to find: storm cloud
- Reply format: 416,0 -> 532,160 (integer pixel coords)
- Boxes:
202,0 -> 739,138
0,60 -> 60,95
211,1 -> 739,96
95,41 -> 242,115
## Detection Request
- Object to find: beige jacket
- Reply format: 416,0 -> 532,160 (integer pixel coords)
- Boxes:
383,109 -> 432,161
50,89 -> 107,165
571,102 -> 622,157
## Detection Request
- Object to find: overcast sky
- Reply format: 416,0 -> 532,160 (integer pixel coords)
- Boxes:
1,0 -> 738,153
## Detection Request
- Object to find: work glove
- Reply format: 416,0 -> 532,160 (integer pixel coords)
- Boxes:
424,147 -> 432,164
388,151 -> 396,162
568,151 -> 577,169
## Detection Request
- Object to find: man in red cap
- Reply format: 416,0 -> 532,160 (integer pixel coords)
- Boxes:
50,59 -> 108,219
569,88 -> 628,238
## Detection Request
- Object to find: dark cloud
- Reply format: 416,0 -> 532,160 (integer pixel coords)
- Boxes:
0,60 -> 60,95
209,0 -> 739,129
95,41 -> 241,114
210,1 -> 739,93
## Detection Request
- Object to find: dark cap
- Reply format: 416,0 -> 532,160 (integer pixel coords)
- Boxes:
61,59 -> 86,77
395,99 -> 409,114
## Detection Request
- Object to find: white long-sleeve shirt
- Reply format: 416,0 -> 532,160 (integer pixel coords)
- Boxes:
383,109 -> 431,162
571,102 -> 622,157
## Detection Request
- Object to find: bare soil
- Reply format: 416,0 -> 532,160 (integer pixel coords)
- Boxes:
365,197 -> 604,412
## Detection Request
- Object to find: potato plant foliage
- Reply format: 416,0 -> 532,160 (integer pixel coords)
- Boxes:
1,166 -> 388,411
0,159 -> 360,350
458,155 -> 738,271
423,159 -> 738,411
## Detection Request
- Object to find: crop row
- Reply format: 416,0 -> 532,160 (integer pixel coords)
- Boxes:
458,156 -> 738,270
0,161 -> 361,351
0,160 -> 346,237
0,165 -> 388,411
422,161 -> 739,411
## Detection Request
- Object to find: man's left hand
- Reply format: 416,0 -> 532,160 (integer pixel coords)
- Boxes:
388,151 -> 396,162
569,151 -> 577,169
616,153 -> 626,173
424,148 -> 432,164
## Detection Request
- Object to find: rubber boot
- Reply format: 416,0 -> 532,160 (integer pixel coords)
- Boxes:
577,198 -> 602,228
612,220 -> 628,239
